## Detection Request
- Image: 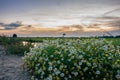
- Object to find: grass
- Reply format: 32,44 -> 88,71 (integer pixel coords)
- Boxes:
0,36 -> 33,55
106,38 -> 120,46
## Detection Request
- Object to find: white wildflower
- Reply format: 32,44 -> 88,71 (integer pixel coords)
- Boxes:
48,62 -> 52,66
82,60 -> 86,63
41,71 -> 45,75
68,53 -> 72,57
57,60 -> 61,64
31,76 -> 34,80
61,58 -> 64,61
79,55 -> 83,59
96,70 -> 100,75
93,62 -> 97,67
48,66 -> 53,71
60,65 -> 64,70
74,72 -> 78,76
50,55 -> 54,58
71,56 -> 75,59
65,77 -> 68,80
38,68 -> 42,73
67,59 -> 71,62
83,67 -> 88,72
34,57 -> 37,61
37,63 -> 40,66
60,73 -> 64,77
55,70 -> 61,75
35,78 -> 38,80
79,61 -> 82,66
40,76 -> 43,78
46,77 -> 51,80
68,75 -> 72,78
87,62 -> 91,67
117,70 -> 120,74
45,58 -> 48,61
115,74 -> 120,79
53,68 -> 57,72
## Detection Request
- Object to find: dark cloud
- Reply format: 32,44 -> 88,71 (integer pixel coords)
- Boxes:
84,16 -> 120,28
27,25 -> 32,28
107,19 -> 120,28
103,8 -> 120,16
0,21 -> 22,30
93,16 -> 120,28
98,17 -> 120,20
71,25 -> 83,29
57,25 -> 84,32
87,24 -> 101,28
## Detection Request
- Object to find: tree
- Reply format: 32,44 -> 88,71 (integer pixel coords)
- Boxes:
63,33 -> 66,37
13,34 -> 17,38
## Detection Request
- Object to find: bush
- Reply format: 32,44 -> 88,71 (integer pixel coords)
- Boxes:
0,36 -> 33,55
23,38 -> 120,80
6,42 -> 33,55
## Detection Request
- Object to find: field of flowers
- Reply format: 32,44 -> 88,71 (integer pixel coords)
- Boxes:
23,38 -> 120,80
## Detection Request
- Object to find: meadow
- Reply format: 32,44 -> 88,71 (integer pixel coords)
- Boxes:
0,36 -> 120,80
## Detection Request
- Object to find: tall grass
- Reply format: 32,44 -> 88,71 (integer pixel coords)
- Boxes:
0,36 -> 33,55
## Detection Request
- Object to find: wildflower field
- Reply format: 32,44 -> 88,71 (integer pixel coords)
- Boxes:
23,38 -> 120,80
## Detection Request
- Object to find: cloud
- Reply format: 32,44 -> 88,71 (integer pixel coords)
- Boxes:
84,16 -> 120,27
0,21 -> 23,30
57,25 -> 84,32
0,23 -> 119,37
106,19 -> 120,28
97,17 -> 120,20
94,16 -> 120,28
103,8 -> 120,16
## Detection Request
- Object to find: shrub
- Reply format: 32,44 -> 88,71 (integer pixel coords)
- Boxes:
0,36 -> 33,55
23,38 -> 120,80
13,33 -> 17,38
6,42 -> 33,55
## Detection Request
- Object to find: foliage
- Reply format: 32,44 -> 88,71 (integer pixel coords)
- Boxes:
6,42 -> 33,55
23,38 -> 120,80
106,38 -> 120,46
13,33 -> 17,38
0,36 -> 33,55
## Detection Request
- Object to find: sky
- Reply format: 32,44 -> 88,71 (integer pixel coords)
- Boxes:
0,0 -> 120,37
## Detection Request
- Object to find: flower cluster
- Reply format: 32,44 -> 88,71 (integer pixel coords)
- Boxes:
23,38 -> 120,80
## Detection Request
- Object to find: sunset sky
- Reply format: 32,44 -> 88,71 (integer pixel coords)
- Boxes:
0,0 -> 120,37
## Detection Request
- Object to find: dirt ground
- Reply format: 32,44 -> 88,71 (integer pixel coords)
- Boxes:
0,45 -> 30,80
